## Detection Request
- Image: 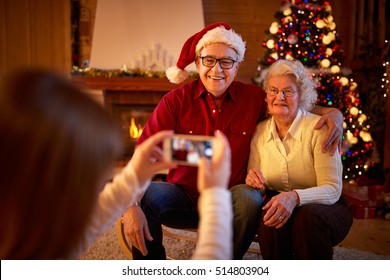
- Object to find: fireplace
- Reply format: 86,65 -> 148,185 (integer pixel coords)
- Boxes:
114,104 -> 153,160
71,76 -> 181,164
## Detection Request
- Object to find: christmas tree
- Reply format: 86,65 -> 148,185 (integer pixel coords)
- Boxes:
253,0 -> 374,180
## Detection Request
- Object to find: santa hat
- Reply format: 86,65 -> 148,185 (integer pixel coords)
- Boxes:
166,22 -> 246,84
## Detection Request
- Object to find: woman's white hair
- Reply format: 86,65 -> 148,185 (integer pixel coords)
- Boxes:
262,59 -> 317,111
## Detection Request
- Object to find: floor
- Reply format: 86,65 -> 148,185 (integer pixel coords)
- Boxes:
340,180 -> 390,256
339,217 -> 390,256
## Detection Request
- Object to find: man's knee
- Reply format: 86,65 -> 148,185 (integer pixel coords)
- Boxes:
230,184 -> 263,206
230,184 -> 263,220
141,182 -> 180,214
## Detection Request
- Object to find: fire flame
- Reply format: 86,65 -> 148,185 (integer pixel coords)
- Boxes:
129,117 -> 143,138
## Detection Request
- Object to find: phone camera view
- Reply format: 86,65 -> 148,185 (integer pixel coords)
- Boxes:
171,137 -> 213,165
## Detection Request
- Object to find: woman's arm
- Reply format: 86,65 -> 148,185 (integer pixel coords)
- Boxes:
192,131 -> 233,259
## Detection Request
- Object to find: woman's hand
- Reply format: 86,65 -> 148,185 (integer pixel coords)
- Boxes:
262,191 -> 299,229
130,130 -> 177,187
245,168 -> 266,194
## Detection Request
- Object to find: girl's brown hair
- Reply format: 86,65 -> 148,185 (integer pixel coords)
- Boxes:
0,69 -> 122,259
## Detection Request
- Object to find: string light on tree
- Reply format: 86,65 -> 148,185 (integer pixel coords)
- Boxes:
382,40 -> 390,98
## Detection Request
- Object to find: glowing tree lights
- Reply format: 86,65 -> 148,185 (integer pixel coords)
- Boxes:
254,0 -> 375,180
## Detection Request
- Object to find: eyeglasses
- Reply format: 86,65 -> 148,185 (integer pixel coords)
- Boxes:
266,87 -> 297,97
199,56 -> 237,69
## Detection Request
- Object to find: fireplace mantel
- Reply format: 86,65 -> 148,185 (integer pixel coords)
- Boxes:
71,76 -> 181,92
71,76 -> 187,114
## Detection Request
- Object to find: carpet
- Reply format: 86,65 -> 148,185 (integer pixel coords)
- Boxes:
80,223 -> 390,260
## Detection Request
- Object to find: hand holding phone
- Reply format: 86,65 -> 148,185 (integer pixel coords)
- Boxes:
163,134 -> 214,166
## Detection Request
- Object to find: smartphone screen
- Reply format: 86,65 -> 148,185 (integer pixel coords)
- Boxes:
164,134 -> 214,166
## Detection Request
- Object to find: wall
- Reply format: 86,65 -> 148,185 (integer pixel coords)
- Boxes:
89,0 -> 204,71
0,0 -> 71,77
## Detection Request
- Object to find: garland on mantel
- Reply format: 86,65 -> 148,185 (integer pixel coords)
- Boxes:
71,66 -> 198,79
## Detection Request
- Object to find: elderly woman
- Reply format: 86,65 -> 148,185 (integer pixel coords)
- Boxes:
246,59 -> 352,259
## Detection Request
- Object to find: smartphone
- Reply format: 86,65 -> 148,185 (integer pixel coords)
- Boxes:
163,134 -> 214,166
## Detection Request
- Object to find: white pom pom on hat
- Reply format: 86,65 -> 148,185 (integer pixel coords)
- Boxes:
165,65 -> 189,84
166,22 -> 246,84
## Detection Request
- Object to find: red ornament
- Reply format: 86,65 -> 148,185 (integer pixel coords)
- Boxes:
344,96 -> 352,104
267,57 -> 276,65
332,44 -> 341,53
333,80 -> 341,87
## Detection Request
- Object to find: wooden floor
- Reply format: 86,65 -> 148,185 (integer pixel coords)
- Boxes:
339,217 -> 390,256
